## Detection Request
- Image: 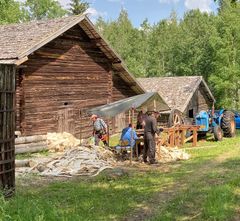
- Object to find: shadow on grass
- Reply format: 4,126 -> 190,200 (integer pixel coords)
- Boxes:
149,156 -> 240,221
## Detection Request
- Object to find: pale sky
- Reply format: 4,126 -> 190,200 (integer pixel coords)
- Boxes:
20,0 -> 219,26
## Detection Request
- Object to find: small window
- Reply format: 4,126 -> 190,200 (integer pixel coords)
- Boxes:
188,109 -> 194,118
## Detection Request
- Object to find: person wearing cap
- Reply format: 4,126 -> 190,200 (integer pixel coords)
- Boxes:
91,114 -> 108,146
143,107 -> 160,164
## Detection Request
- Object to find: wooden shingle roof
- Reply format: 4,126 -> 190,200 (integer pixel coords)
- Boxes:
0,15 -> 145,94
137,76 -> 215,112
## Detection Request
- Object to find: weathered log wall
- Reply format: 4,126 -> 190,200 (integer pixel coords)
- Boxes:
16,25 -> 138,138
197,88 -> 211,112
0,64 -> 15,195
112,74 -> 137,102
185,87 -> 211,118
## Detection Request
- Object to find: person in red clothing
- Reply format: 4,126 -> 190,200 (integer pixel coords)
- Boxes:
91,114 -> 108,146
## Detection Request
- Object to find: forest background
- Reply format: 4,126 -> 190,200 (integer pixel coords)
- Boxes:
1,0 -> 239,109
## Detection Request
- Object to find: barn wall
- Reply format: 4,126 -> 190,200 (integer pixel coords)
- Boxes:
111,74 -> 138,133
184,91 -> 199,118
184,87 -> 211,118
112,74 -> 137,101
197,88 -> 211,111
16,25 -> 138,138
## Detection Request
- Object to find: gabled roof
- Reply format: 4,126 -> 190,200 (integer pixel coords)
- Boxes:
89,92 -> 170,118
0,15 -> 144,94
137,76 -> 215,113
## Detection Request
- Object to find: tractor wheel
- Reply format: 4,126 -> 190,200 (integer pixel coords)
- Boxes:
168,109 -> 184,127
222,111 -> 236,137
213,125 -> 223,141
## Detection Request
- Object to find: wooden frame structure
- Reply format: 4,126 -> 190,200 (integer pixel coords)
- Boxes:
136,125 -> 200,151
158,125 -> 200,147
0,65 -> 16,196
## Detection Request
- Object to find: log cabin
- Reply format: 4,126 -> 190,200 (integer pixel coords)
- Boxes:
0,15 -> 145,139
138,76 -> 215,124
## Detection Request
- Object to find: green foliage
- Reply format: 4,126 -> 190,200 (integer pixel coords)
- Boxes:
96,1 -> 240,109
209,1 -> 240,109
69,0 -> 89,15
24,0 -> 67,20
0,0 -> 24,24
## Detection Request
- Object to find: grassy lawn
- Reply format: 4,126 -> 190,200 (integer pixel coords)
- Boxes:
1,131 -> 240,221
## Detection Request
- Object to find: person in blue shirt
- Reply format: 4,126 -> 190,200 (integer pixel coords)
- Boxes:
120,124 -> 138,147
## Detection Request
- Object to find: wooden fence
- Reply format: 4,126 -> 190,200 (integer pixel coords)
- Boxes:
0,65 -> 16,196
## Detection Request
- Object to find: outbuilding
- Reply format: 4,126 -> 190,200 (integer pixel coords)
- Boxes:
137,76 -> 215,120
0,15 -> 145,139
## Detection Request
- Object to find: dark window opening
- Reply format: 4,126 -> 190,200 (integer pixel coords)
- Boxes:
64,102 -> 68,106
188,109 -> 194,118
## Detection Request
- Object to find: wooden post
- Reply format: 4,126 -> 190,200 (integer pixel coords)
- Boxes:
181,129 -> 185,146
130,108 -> 135,165
169,128 -> 175,147
79,110 -> 82,146
175,128 -> 180,147
192,128 -> 198,147
0,65 -> 16,197
128,110 -> 131,124
107,119 -> 110,147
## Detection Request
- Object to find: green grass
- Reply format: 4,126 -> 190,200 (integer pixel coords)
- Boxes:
1,131 -> 240,221
15,149 -> 50,160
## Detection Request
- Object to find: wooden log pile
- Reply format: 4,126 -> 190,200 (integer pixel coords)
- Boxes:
15,135 -> 47,154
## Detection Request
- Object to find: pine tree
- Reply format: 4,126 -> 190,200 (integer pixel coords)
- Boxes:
69,0 -> 89,15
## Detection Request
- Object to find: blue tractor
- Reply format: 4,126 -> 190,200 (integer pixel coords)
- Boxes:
233,111 -> 240,129
195,109 -> 236,141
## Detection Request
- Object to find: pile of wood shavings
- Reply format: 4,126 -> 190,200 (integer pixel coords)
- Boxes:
31,145 -> 116,177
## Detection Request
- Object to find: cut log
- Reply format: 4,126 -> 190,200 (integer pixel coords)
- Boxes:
15,160 -> 30,167
15,135 -> 47,145
15,142 -> 48,154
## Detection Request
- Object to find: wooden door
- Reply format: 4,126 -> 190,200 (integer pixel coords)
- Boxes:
57,108 -> 76,135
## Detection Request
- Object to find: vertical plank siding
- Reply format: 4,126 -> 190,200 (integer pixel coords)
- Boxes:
0,64 -> 15,195
16,25 -> 137,138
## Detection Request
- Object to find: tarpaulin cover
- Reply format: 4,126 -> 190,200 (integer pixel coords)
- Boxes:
88,92 -> 169,118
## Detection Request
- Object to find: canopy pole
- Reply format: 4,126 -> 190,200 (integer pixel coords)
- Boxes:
79,109 -> 82,146
128,110 -> 131,124
130,108 -> 135,165
107,120 -> 110,147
